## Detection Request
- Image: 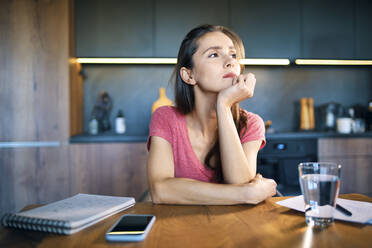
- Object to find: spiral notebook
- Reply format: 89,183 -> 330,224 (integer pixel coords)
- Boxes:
1,193 -> 135,235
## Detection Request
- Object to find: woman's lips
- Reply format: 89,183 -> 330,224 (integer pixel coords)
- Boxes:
223,72 -> 237,78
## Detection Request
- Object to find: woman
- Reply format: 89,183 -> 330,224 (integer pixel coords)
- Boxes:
147,24 -> 277,205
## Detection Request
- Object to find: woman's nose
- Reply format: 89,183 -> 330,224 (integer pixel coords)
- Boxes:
224,56 -> 235,68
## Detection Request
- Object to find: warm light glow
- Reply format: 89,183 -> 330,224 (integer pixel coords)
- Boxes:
295,59 -> 372,65
302,226 -> 313,248
76,58 -> 177,64
76,58 -> 290,65
240,58 -> 290,65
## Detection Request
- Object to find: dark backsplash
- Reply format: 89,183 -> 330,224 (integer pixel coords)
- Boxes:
83,65 -> 372,136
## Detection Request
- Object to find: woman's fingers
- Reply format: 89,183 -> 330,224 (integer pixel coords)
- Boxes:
236,73 -> 256,98
218,72 -> 257,107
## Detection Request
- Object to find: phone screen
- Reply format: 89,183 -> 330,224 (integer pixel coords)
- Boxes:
108,215 -> 154,235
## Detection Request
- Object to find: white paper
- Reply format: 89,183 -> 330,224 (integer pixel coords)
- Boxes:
276,195 -> 372,224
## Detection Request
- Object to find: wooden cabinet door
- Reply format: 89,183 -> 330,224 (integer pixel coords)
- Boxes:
75,0 -> 154,57
318,138 -> 372,196
302,0 -> 354,59
69,143 -> 148,200
231,0 -> 301,59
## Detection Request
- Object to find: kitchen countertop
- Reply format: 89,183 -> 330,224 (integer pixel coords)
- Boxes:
266,131 -> 372,139
69,131 -> 372,143
70,133 -> 148,143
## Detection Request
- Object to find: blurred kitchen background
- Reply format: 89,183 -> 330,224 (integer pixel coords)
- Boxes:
1,0 -> 372,216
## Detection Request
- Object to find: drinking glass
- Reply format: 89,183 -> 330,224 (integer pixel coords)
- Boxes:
298,162 -> 341,227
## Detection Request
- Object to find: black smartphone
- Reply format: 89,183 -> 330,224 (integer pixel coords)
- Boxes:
105,214 -> 156,242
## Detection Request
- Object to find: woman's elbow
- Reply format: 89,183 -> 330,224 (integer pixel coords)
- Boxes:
149,181 -> 167,204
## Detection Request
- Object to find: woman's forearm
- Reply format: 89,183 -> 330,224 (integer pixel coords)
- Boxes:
151,177 -> 258,205
216,103 -> 256,184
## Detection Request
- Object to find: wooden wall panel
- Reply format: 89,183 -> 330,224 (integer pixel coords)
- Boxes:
0,149 -> 17,215
0,146 -> 71,216
69,0 -> 83,136
0,0 -> 72,216
69,61 -> 83,136
0,0 -> 69,141
69,143 -> 149,200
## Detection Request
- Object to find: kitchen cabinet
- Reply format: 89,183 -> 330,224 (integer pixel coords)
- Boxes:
74,0 -> 372,59
69,143 -> 148,200
231,0 -> 301,59
75,0 -> 154,57
318,138 -> 372,196
302,0 -> 354,59
155,0 -> 229,57
356,0 -> 372,59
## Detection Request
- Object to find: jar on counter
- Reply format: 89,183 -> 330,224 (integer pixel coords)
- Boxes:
115,110 -> 126,134
89,117 -> 99,135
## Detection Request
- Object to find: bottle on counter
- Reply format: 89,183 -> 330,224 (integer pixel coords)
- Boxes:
115,110 -> 126,134
152,87 -> 173,113
89,116 -> 99,135
336,106 -> 352,134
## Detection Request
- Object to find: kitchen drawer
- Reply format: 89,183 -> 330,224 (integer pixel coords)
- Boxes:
318,138 -> 372,157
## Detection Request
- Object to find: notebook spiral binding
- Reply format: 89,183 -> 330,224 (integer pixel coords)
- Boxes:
2,213 -> 69,234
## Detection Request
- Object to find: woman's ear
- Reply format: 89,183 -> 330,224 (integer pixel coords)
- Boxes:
180,67 -> 196,85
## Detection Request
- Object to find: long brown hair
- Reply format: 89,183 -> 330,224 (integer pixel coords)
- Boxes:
172,24 -> 247,183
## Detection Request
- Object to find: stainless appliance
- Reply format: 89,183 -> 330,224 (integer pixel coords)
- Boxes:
257,138 -> 318,196
317,102 -> 341,131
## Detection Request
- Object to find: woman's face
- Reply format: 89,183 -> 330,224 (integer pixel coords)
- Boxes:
190,31 -> 241,93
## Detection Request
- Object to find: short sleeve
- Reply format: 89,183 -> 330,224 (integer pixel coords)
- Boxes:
240,111 -> 266,150
147,106 -> 173,150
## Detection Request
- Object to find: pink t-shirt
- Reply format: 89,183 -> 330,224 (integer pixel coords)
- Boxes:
147,106 -> 266,183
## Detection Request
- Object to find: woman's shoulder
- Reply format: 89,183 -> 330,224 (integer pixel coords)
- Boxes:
239,109 -> 265,146
240,109 -> 264,125
153,105 -> 181,115
152,106 -> 184,121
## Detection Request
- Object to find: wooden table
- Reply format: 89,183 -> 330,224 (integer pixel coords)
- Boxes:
1,194 -> 371,248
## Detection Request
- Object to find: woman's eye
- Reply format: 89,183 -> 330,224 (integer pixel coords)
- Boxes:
231,53 -> 237,58
208,53 -> 218,58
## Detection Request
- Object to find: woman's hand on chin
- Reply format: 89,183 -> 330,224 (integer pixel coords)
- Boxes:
217,72 -> 257,108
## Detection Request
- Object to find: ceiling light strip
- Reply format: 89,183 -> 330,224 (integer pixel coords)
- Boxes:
295,59 -> 372,65
240,59 -> 290,65
76,58 -> 291,65
76,58 -> 177,64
